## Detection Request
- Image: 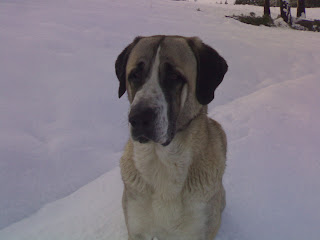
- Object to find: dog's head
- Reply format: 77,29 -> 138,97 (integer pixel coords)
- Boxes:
115,35 -> 228,146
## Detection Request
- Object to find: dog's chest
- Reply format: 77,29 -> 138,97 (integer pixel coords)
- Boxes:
127,143 -> 207,239
133,142 -> 192,199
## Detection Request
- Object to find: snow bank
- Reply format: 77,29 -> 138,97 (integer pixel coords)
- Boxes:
1,72 -> 319,240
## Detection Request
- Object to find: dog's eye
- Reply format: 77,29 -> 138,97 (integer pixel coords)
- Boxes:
161,63 -> 186,88
166,72 -> 185,87
128,70 -> 143,86
128,71 -> 142,83
128,62 -> 145,86
170,73 -> 183,82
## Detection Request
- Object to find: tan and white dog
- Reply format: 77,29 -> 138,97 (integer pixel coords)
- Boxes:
115,35 -> 228,240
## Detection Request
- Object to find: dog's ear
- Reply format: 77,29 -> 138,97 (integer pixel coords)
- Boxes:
187,37 -> 228,105
115,37 -> 142,98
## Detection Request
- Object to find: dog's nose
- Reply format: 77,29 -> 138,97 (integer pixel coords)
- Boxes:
129,107 -> 156,132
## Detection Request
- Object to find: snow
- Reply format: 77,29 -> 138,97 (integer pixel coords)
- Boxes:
0,166 -> 127,240
0,0 -> 320,239
214,75 -> 320,240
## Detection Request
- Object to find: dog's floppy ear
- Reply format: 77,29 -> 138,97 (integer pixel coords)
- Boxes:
187,37 -> 228,105
115,37 -> 142,98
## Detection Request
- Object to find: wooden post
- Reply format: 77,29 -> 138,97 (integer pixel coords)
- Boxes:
297,0 -> 306,18
264,0 -> 271,16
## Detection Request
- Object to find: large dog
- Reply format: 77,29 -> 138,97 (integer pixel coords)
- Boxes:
115,35 -> 228,240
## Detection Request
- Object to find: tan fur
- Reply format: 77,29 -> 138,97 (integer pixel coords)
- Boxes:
117,36 -> 227,240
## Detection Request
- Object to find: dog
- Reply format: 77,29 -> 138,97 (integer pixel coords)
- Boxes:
115,35 -> 228,240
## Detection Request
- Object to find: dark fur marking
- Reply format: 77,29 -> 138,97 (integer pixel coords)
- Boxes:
159,62 -> 186,145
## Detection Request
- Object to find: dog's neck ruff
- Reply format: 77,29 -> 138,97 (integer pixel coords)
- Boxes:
132,131 -> 193,200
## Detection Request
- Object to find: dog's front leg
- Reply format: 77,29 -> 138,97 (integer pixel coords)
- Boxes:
125,196 -> 153,240
128,234 -> 145,240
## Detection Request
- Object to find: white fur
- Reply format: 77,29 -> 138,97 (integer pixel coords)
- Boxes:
180,84 -> 188,110
130,47 -> 169,145
133,134 -> 192,200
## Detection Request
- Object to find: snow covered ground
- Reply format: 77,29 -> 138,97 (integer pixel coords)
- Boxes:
0,0 -> 319,239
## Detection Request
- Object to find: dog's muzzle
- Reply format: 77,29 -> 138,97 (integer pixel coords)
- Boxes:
129,106 -> 157,144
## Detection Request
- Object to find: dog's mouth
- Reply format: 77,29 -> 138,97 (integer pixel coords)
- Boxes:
136,136 -> 149,144
161,139 -> 171,146
131,128 -> 152,144
133,134 -> 173,146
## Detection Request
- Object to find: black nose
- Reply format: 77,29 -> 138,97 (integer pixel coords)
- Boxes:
129,107 -> 156,133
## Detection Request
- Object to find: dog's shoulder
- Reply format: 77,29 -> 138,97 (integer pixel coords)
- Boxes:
183,115 -> 226,199
208,117 -> 227,157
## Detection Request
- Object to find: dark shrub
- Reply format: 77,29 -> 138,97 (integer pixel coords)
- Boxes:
295,19 -> 320,32
235,0 -> 320,7
226,14 -> 274,27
